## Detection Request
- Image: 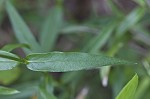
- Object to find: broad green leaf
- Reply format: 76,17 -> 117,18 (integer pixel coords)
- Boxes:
26,52 -> 133,72
0,86 -> 20,95
0,67 -> 20,85
116,74 -> 138,99
1,44 -> 30,52
6,1 -> 41,54
40,5 -> 63,52
116,7 -> 145,38
0,50 -> 20,70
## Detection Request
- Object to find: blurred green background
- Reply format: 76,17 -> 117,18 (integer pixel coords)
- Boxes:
0,0 -> 150,99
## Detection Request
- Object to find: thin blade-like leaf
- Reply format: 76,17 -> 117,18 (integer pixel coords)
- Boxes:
38,75 -> 57,99
61,25 -> 99,34
0,86 -> 20,95
107,0 -> 123,17
132,25 -> 150,46
116,74 -> 138,99
26,52 -> 134,72
116,7 -> 145,38
0,50 -> 20,70
40,6 -> 63,52
1,44 -> 30,52
6,1 -> 41,54
39,86 -> 57,99
134,0 -> 146,6
82,20 -> 118,53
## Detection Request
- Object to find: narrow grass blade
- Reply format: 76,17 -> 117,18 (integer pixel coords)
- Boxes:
40,6 -> 63,52
38,75 -> 57,99
5,1 -> 41,54
132,25 -> 150,46
116,7 -> 145,38
116,74 -> 138,99
0,50 -> 20,70
39,86 -> 57,99
82,20 -> 118,53
107,0 -> 123,17
0,86 -> 20,95
61,25 -> 99,34
1,44 -> 30,52
133,0 -> 146,6
26,52 -> 134,72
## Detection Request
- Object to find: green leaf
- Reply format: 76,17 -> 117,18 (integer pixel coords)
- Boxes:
132,25 -> 150,46
5,1 -> 41,54
0,82 -> 38,99
39,86 -> 57,99
0,50 -> 20,70
38,75 -> 57,99
0,67 -> 20,85
26,52 -> 134,72
107,0 -> 123,17
100,42 -> 124,86
61,25 -> 99,34
40,5 -> 63,52
116,74 -> 138,99
135,77 -> 150,99
133,0 -> 146,6
116,7 -> 145,38
82,20 -> 118,53
0,86 -> 20,95
1,44 -> 30,52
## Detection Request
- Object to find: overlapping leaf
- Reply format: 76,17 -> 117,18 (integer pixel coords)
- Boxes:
1,44 -> 30,52
116,74 -> 138,99
0,50 -> 20,70
6,1 -> 41,54
40,5 -> 63,52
